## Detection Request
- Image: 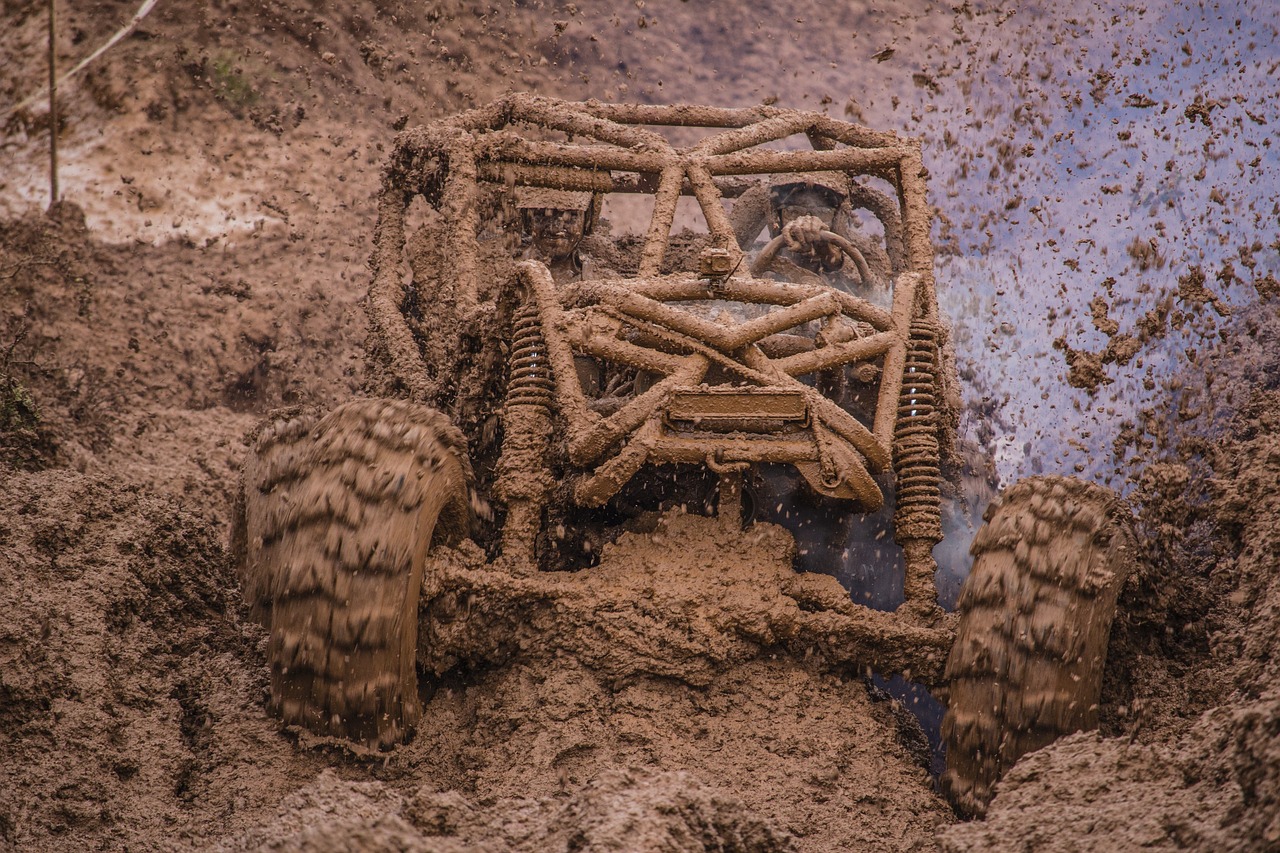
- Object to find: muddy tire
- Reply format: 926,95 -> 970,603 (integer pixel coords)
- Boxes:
941,475 -> 1134,817
232,405 -> 324,622
238,398 -> 471,748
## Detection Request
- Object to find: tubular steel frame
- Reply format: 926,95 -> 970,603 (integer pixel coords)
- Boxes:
368,94 -> 945,615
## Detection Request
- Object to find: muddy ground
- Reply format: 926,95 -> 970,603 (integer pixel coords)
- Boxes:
2,1 -> 1279,850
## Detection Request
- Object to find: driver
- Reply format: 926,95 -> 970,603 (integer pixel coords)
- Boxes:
732,173 -> 885,297
515,186 -> 601,284
727,175 -> 906,612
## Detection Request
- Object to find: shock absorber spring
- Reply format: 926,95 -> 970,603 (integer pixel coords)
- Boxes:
496,299 -> 556,574
506,301 -> 555,408
893,319 -> 943,544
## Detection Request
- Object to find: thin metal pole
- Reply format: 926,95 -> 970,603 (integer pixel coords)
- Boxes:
48,0 -> 58,208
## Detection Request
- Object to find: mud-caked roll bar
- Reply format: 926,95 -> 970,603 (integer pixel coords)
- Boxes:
366,94 -> 948,615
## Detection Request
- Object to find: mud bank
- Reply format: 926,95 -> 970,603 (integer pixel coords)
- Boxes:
0,466 -> 951,851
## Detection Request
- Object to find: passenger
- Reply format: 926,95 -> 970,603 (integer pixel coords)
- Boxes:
515,186 -> 601,284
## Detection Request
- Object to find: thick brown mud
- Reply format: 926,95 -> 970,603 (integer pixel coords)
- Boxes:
3,1 -> 1279,851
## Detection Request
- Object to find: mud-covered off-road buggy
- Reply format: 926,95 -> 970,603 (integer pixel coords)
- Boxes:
233,95 -> 1136,817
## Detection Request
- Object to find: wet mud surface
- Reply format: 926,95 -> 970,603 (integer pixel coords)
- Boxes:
2,1 -> 1279,850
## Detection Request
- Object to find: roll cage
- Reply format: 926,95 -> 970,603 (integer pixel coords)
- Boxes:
368,94 -> 947,611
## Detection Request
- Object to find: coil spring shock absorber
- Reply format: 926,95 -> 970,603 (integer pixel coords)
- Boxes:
894,319 -> 943,545
507,302 -> 555,407
496,300 -> 556,573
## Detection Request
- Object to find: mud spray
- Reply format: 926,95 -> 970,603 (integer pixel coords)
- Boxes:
677,0 -> 1280,788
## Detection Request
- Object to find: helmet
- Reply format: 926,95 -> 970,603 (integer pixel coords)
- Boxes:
515,186 -> 599,234
768,172 -> 849,210
514,186 -> 594,212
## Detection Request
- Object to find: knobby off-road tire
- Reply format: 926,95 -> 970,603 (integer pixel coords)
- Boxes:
233,405 -> 323,621
941,475 -> 1135,818
236,399 -> 471,748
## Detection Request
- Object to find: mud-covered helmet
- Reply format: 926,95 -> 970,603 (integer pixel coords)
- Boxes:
768,172 -> 849,211
515,186 -> 599,233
